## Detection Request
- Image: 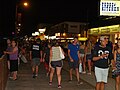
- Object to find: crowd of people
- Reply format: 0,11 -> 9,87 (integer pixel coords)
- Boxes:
2,35 -> 120,90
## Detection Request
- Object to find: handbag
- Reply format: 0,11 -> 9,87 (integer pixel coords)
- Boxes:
79,63 -> 82,73
112,70 -> 118,79
59,46 -> 65,59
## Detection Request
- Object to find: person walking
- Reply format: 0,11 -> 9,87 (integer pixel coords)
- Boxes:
43,43 -> 51,77
84,39 -> 93,75
6,38 -> 12,70
49,41 -> 64,89
68,37 -> 83,85
30,39 -> 43,78
4,39 -> 19,80
113,39 -> 120,90
92,36 -> 114,90
79,41 -> 86,74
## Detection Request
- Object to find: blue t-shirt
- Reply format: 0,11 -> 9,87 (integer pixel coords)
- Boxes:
68,43 -> 80,61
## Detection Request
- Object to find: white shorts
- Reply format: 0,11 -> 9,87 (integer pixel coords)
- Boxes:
95,66 -> 109,83
80,54 -> 85,58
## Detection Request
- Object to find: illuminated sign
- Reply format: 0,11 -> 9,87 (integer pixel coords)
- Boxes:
100,0 -> 120,16
89,24 -> 120,34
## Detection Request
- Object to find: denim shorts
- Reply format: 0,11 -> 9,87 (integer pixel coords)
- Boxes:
51,60 -> 63,68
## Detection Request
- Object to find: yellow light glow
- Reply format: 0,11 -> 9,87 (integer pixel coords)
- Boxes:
78,34 -> 81,37
35,32 -> 39,36
23,2 -> 28,7
39,29 -> 46,32
55,33 -> 60,36
32,33 -> 36,36
63,33 -> 66,36
78,37 -> 87,41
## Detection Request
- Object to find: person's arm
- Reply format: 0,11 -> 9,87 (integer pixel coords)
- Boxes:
92,55 -> 103,61
77,50 -> 81,63
43,52 -> 46,62
92,47 -> 108,61
5,47 -> 17,54
29,51 -> 32,60
49,47 -> 52,68
111,50 -> 117,70
61,47 -> 65,55
68,49 -> 74,62
40,50 -> 42,59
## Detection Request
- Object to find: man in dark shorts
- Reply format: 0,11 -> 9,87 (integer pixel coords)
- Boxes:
68,37 -> 83,85
30,39 -> 42,78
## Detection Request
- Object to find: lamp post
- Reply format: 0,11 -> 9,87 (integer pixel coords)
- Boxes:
15,1 -> 28,38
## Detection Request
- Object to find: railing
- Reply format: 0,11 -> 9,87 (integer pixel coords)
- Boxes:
0,55 -> 9,90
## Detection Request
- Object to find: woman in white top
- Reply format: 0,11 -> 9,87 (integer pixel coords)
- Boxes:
49,41 -> 64,89
79,41 -> 86,73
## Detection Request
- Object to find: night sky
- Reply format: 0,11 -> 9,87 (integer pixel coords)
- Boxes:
1,0 -> 101,37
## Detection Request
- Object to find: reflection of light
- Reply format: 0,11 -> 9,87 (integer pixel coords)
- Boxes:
78,37 -> 87,41
18,29 -> 20,31
48,36 -> 56,39
40,32 -> 44,33
55,33 -> 60,36
38,28 -> 46,33
35,32 -> 39,36
12,32 -> 15,35
56,38 -> 74,39
63,33 -> 66,36
45,36 -> 48,39
23,2 -> 28,7
32,33 -> 36,36
78,34 -> 81,37
18,23 -> 21,26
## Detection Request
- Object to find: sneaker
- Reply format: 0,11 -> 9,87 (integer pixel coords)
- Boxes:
68,80 -> 72,83
82,71 -> 86,74
32,74 -> 36,78
87,72 -> 91,75
9,76 -> 13,79
49,82 -> 52,86
77,81 -> 83,85
35,74 -> 38,77
32,75 -> 36,78
58,85 -> 62,89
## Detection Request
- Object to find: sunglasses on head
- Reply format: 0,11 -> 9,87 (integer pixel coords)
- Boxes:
116,38 -> 120,40
104,38 -> 109,39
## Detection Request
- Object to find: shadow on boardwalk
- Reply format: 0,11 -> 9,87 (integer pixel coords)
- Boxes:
5,60 -> 95,90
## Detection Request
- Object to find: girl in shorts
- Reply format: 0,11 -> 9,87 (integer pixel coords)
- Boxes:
49,41 -> 64,89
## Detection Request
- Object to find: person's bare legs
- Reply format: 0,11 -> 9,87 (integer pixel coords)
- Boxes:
35,66 -> 39,76
49,67 -> 55,83
116,76 -> 120,90
32,66 -> 35,74
75,68 -> 80,82
82,56 -> 86,73
100,82 -> 105,90
56,67 -> 62,85
88,60 -> 91,74
69,68 -> 73,80
13,71 -> 17,80
96,82 -> 100,90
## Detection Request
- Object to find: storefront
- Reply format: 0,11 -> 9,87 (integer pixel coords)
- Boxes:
88,24 -> 120,43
